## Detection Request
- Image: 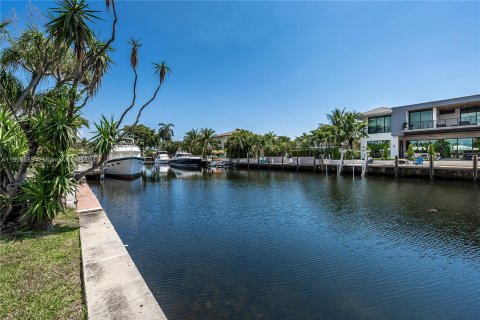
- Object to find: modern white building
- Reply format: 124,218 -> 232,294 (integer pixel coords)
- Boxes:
360,94 -> 480,159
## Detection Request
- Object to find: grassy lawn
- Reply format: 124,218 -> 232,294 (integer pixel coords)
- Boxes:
0,210 -> 86,320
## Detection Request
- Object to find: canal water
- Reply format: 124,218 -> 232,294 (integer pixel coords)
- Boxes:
90,165 -> 480,320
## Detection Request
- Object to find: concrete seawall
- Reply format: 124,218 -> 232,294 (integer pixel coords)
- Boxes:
234,162 -> 479,181
76,182 -> 167,319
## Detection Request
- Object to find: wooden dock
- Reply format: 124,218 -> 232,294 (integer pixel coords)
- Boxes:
233,156 -> 480,181
75,163 -> 102,180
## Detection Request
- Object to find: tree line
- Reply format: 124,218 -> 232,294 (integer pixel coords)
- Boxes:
125,107 -> 367,160
225,109 -> 367,158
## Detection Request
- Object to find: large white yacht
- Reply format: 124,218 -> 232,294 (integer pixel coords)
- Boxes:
169,151 -> 202,168
154,151 -> 170,164
103,138 -> 144,179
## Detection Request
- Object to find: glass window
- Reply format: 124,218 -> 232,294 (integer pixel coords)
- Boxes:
368,115 -> 391,134
446,139 -> 458,158
409,112 -> 421,129
460,112 -> 476,125
432,139 -> 451,158
418,140 -> 429,153
460,106 -> 480,126
367,140 -> 390,158
457,138 -> 473,158
368,118 -> 377,134
384,116 -> 391,132
421,110 -> 433,128
406,140 -> 418,152
409,109 -> 433,129
376,117 -> 384,133
474,138 -> 480,153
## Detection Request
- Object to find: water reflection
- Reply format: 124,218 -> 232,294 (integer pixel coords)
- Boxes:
90,170 -> 480,320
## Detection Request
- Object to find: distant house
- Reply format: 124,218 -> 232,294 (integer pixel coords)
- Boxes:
215,131 -> 236,149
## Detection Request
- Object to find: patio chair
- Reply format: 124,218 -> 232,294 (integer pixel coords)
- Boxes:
414,156 -> 424,165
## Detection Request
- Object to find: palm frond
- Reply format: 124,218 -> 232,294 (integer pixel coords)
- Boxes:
153,61 -> 171,85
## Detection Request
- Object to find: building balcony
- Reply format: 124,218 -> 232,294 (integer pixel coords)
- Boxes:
403,116 -> 480,133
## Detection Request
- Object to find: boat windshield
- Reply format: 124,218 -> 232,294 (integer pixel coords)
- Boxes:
117,138 -> 135,145
176,152 -> 192,157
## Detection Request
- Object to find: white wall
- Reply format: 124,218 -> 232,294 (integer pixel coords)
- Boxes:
360,133 -> 399,158
216,136 -> 229,149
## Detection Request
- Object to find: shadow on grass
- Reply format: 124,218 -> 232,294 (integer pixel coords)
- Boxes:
0,223 -> 79,243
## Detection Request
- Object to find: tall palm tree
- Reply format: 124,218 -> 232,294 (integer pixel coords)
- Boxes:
199,128 -> 217,158
153,61 -> 172,85
158,122 -> 174,142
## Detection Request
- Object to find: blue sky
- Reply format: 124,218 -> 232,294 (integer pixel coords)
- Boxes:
2,0 -> 480,139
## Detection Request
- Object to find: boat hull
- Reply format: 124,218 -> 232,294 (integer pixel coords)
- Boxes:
169,157 -> 202,168
103,157 -> 145,180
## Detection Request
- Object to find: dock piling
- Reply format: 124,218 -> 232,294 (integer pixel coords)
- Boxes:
395,155 -> 398,177
325,156 -> 328,176
313,157 -> 316,173
429,155 -> 434,180
474,155 -> 478,182
352,155 -> 355,179
296,157 -> 299,172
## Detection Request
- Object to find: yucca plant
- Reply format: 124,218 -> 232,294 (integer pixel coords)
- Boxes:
19,173 -> 63,226
0,106 -> 28,170
46,0 -> 99,61
90,115 -> 119,157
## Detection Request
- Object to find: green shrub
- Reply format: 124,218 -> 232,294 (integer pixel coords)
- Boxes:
406,144 -> 415,159
382,145 -> 389,159
19,176 -> 63,226
428,144 -> 435,157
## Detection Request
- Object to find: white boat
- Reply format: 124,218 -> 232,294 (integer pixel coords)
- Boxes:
169,151 -> 202,168
103,138 -> 144,179
154,151 -> 170,164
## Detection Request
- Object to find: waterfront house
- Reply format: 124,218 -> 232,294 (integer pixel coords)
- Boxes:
215,131 -> 236,149
360,94 -> 480,159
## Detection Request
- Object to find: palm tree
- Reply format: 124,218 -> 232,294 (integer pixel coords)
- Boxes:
158,122 -> 174,142
343,111 -> 367,149
183,129 -> 199,153
326,108 -> 347,146
198,128 -> 217,158
325,109 -> 367,149
153,61 -> 172,85
263,131 -> 277,156
313,124 -> 335,151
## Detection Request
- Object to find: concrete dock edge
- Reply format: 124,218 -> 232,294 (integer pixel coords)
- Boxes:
76,182 -> 167,320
